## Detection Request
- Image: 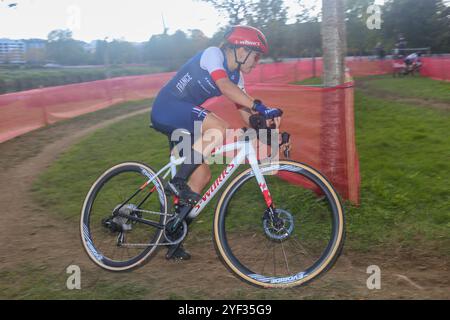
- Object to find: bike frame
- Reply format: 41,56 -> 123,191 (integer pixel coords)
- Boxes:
143,138 -> 275,221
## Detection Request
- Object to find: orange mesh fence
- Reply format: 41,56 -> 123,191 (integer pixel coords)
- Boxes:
346,57 -> 394,76
0,72 -> 174,143
203,81 -> 359,204
420,57 -> 450,81
244,59 -> 323,84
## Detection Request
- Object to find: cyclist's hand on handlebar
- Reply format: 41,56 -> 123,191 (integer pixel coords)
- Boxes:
266,115 -> 281,130
253,100 -> 283,120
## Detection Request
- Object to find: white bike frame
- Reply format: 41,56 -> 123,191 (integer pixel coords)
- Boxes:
143,139 -> 274,220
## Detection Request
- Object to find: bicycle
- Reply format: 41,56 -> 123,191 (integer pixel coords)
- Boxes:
80,129 -> 346,288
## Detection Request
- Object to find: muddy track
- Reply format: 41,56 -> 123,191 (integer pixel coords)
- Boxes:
0,102 -> 448,299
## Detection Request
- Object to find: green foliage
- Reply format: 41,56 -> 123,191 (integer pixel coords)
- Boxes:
143,29 -> 210,70
345,0 -> 450,55
199,0 -> 251,24
382,0 -> 450,53
0,65 -> 166,94
46,29 -> 91,66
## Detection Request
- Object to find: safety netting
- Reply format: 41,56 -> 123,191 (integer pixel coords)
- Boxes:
420,56 -> 450,81
204,81 -> 359,204
0,72 -> 174,143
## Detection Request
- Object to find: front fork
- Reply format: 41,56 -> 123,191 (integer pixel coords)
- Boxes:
252,165 -> 281,227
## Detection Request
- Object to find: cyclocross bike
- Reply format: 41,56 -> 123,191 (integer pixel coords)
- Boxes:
80,130 -> 346,288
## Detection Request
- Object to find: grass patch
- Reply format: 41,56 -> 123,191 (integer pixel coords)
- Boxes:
292,77 -> 323,86
347,91 -> 449,251
356,75 -> 450,103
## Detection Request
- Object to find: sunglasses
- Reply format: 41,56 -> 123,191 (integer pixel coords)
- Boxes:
244,48 -> 262,63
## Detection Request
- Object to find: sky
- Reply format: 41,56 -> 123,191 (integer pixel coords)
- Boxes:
0,0 -> 322,42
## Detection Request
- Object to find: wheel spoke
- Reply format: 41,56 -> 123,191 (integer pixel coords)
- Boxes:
280,241 -> 290,275
81,163 -> 167,270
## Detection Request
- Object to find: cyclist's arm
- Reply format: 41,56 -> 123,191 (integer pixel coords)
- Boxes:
236,104 -> 253,126
215,77 -> 255,110
201,47 -> 256,117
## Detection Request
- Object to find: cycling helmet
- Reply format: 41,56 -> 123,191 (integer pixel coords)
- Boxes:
224,26 -> 268,70
224,25 -> 269,54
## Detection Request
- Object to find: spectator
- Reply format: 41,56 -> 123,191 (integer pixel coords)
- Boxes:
374,42 -> 385,60
397,34 -> 407,57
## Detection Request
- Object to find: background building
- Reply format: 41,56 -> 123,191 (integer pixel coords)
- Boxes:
0,39 -> 26,64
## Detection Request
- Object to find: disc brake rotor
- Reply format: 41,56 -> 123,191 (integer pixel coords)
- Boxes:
263,208 -> 295,241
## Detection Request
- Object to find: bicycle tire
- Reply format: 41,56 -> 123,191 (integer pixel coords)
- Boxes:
80,162 -> 168,271
213,160 -> 346,288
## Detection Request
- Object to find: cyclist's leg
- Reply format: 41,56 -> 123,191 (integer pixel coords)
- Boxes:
193,112 -> 230,156
189,164 -> 211,194
188,112 -> 230,194
152,100 -> 205,260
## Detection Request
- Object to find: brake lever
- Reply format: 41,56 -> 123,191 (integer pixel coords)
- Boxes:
281,132 -> 291,159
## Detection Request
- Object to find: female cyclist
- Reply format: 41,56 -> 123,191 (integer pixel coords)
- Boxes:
150,25 -> 283,260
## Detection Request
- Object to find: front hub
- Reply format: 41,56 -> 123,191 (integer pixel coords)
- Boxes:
263,208 -> 295,241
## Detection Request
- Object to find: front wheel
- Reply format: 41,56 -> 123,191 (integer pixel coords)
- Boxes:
213,160 -> 345,288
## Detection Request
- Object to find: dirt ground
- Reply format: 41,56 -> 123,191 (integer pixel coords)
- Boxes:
0,98 -> 448,300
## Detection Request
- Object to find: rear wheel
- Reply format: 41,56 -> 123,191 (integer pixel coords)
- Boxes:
80,162 -> 168,271
214,160 -> 345,288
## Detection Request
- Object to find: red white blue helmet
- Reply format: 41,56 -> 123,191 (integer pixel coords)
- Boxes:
224,25 -> 269,55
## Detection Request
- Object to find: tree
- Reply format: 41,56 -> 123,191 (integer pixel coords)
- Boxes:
382,0 -> 450,53
249,0 -> 288,28
295,0 -> 321,23
321,0 -> 346,86
249,0 -> 288,60
188,29 -> 210,55
106,40 -> 141,65
197,0 -> 251,24
199,0 -> 289,60
47,29 -> 73,42
320,0 -> 348,199
46,29 -> 89,65
143,30 -> 202,70
343,0 -> 450,54
345,0 -> 380,56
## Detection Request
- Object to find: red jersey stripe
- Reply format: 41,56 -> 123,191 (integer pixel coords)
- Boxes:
211,69 -> 228,82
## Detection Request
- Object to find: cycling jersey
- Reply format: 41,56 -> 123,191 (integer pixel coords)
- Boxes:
404,53 -> 419,64
151,47 -> 245,136
162,47 -> 244,104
